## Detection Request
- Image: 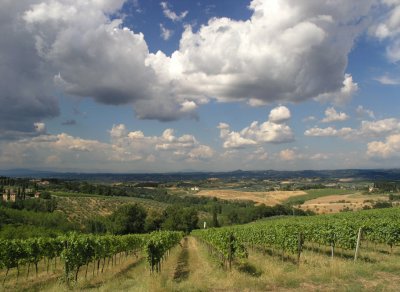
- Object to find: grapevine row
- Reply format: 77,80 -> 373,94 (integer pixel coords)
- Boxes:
0,231 -> 183,284
194,207 -> 400,263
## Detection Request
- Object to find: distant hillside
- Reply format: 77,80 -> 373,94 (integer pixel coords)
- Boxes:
1,168 -> 399,182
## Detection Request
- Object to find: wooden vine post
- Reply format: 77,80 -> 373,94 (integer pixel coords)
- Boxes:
297,232 -> 304,265
354,227 -> 363,262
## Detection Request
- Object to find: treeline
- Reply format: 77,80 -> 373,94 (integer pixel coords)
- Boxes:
212,203 -> 313,226
0,177 -> 39,190
0,207 -> 79,239
1,196 -> 57,213
85,204 -> 198,235
373,181 -> 400,192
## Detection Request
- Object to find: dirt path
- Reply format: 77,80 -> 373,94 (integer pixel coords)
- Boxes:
172,237 -> 190,282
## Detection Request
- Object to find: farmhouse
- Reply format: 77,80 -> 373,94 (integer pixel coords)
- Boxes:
1,188 -> 42,202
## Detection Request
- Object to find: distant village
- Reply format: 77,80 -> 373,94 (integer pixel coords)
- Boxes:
1,179 -> 50,202
2,188 -> 42,202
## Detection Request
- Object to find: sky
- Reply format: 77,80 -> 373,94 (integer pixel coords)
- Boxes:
0,0 -> 400,172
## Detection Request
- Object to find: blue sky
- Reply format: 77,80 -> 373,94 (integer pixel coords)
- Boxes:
0,0 -> 400,172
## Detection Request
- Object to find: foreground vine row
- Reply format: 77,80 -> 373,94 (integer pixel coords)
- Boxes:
193,207 -> 400,264
0,231 -> 183,284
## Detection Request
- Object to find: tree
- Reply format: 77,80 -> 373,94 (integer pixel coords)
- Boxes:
162,206 -> 198,233
108,204 -> 147,234
227,210 -> 239,225
145,210 -> 165,232
212,205 -> 219,227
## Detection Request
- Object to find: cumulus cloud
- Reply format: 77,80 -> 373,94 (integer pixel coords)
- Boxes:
359,118 -> 400,137
1,0 -> 397,135
303,116 -> 317,122
24,1 -> 156,106
0,132 -> 111,167
246,147 -> 269,161
34,122 -> 47,134
321,107 -> 350,123
151,2 -> 370,107
371,1 -> 400,62
279,149 -> 297,161
356,105 -> 375,119
21,0 -> 198,123
304,126 -> 353,137
305,118 -> 400,138
110,124 -> 214,162
0,124 -> 214,169
310,153 -> 330,160
367,134 -> 400,158
268,106 -> 291,124
218,123 -> 257,149
375,75 -> 400,85
315,74 -> 358,105
160,23 -> 173,40
160,2 -> 188,22
218,106 -> 294,149
0,1 -> 59,138
187,145 -> 214,161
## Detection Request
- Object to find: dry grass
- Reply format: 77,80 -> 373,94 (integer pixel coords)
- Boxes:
300,193 -> 388,214
196,190 -> 307,205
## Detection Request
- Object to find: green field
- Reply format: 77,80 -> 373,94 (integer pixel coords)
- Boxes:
284,188 -> 355,205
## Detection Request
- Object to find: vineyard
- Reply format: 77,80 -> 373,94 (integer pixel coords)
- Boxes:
193,207 -> 400,266
1,208 -> 400,290
0,231 -> 182,287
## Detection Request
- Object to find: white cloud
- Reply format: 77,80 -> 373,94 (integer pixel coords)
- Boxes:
247,98 -> 268,107
360,118 -> 400,137
375,75 -> 400,85
109,124 -> 127,139
218,123 -> 257,149
0,0 -> 396,134
241,121 -> 294,144
367,134 -> 400,158
34,122 -> 46,134
315,74 -> 358,105
303,116 -> 316,122
0,124 -> 215,169
371,1 -> 400,62
148,1 -> 371,109
218,106 -> 294,149
310,153 -> 330,160
110,125 -> 214,162
304,126 -> 353,137
187,145 -> 214,161
160,23 -> 173,40
356,105 -> 375,119
268,106 -> 291,124
180,100 -> 198,113
160,2 -> 188,22
247,147 -> 269,161
279,149 -> 296,161
321,107 -> 349,123
305,118 -> 400,138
